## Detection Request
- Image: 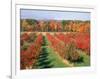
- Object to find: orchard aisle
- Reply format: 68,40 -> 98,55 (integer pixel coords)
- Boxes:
36,35 -> 69,68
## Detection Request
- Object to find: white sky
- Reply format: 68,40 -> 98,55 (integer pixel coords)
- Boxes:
20,9 -> 90,20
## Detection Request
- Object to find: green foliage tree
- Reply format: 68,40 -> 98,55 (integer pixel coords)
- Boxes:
26,19 -> 36,25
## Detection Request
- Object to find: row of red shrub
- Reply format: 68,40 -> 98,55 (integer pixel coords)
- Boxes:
46,33 -> 90,61
55,33 -> 90,54
20,33 -> 43,69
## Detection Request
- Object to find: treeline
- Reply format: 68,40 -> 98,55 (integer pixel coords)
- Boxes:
20,19 -> 90,32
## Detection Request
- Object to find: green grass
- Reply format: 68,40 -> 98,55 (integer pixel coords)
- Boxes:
45,47 -> 69,67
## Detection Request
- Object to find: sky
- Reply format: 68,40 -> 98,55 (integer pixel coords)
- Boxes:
20,9 -> 90,20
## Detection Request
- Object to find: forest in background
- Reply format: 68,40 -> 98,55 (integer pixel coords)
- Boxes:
20,19 -> 90,32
